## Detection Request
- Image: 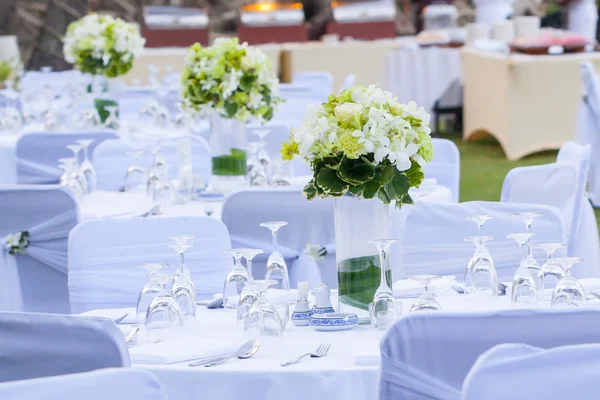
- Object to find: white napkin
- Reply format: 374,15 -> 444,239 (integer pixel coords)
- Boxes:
352,339 -> 381,366
129,336 -> 240,365
80,191 -> 154,220
393,276 -> 456,298
80,307 -> 138,324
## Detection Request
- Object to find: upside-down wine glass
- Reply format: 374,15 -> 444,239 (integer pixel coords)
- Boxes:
103,105 -> 120,130
66,144 -> 89,195
409,275 -> 442,312
124,150 -> 148,192
76,139 -> 97,192
536,243 -> 566,301
368,239 -> 398,330
464,236 -> 498,297
243,280 -> 283,338
514,212 -> 543,298
551,257 -> 587,308
145,274 -> 184,342
147,143 -> 166,196
166,235 -> 196,320
260,221 -> 290,291
58,159 -> 85,200
237,279 -> 277,329
151,165 -> 174,214
507,233 -> 538,308
239,249 -> 264,281
223,249 -> 250,309
136,263 -> 166,324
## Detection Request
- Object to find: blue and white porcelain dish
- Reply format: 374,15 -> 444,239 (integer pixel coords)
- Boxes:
309,312 -> 359,331
311,306 -> 335,315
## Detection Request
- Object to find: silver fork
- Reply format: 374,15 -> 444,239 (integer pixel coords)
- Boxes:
452,284 -> 465,294
281,343 -> 330,367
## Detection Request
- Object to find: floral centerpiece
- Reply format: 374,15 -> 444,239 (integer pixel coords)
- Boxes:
63,14 -> 145,123
281,85 -> 434,316
181,37 -> 282,192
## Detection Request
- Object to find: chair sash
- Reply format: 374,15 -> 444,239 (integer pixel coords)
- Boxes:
16,158 -> 62,184
0,209 -> 77,311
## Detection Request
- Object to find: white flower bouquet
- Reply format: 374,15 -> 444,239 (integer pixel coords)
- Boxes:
63,14 -> 145,78
281,85 -> 434,206
181,38 -> 282,122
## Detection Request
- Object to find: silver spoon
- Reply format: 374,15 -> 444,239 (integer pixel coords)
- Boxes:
190,340 -> 260,368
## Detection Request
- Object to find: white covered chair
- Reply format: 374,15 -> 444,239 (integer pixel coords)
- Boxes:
292,71 -> 334,102
92,136 -> 212,191
0,369 -> 166,400
391,201 -> 567,282
221,188 -> 335,288
20,70 -> 82,97
379,308 -> 600,400
114,88 -> 156,121
577,61 -> 600,206
462,343 -> 600,400
68,216 -> 232,313
16,131 -> 118,184
424,138 -> 460,202
339,73 -> 356,94
0,311 -> 129,382
501,141 -> 600,278
0,185 -> 78,313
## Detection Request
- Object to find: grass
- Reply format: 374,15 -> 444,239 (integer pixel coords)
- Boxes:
443,132 -> 600,232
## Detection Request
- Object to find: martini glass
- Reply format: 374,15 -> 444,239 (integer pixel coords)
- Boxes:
507,233 -> 538,308
551,257 -> 587,308
76,139 -> 97,192
136,263 -> 166,324
536,243 -> 566,301
124,150 -> 148,192
166,237 -> 196,319
223,249 -> 250,309
368,239 -> 397,330
145,274 -> 183,342
260,221 -> 290,291
409,275 -> 442,312
464,236 -> 498,296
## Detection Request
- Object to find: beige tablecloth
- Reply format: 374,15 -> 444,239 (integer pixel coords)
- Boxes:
462,48 -> 600,160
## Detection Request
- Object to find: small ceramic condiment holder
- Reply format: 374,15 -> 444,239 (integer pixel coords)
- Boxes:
291,301 -> 312,326
309,312 -> 359,331
312,283 -> 335,314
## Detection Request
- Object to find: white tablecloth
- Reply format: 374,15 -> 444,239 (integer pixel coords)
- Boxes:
0,134 -> 18,184
85,286 -> 600,400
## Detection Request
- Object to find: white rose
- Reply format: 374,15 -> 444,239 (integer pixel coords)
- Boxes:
334,102 -> 363,123
241,51 -> 258,70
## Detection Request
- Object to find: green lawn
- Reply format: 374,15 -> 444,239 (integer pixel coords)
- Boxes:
444,132 -> 600,231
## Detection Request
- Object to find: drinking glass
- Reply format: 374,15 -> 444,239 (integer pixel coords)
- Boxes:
150,165 -> 173,214
409,275 -> 442,312
270,160 -> 291,186
551,257 -> 587,308
147,143 -> 166,196
103,106 -> 120,130
260,221 -> 290,291
514,212 -> 543,297
58,158 -> 85,199
536,243 -> 566,301
145,274 -> 184,342
223,249 -> 250,309
66,144 -> 89,195
243,280 -> 283,338
124,150 -> 148,192
238,249 -> 264,281
464,236 -> 498,296
237,279 -> 277,329
467,215 -> 493,236
136,263 -> 166,324
166,237 -> 196,320
368,239 -> 398,330
76,139 -> 97,192
247,142 -> 267,187
507,233 -> 538,308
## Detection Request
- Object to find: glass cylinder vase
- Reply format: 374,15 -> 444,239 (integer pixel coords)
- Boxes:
209,113 -> 247,194
334,196 -> 391,320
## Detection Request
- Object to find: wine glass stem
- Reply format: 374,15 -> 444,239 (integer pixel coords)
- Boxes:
247,260 -> 253,280
520,243 -> 528,263
271,230 -> 278,252
378,248 -> 388,288
179,252 -> 185,274
83,147 -> 89,162
477,224 -> 483,246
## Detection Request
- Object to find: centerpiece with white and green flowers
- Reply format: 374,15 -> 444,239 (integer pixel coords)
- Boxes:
281,85 -> 433,317
63,14 -> 145,122
181,38 -> 282,193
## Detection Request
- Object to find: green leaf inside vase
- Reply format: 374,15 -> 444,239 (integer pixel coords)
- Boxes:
212,148 -> 247,176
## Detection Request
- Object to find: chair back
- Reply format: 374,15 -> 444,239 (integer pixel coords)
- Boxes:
0,311 -> 129,382
68,216 -> 232,313
0,185 -> 78,313
292,71 -> 334,102
424,138 -> 460,202
379,308 -> 600,400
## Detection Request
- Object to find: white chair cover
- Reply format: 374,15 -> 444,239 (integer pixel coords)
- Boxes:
0,368 -> 166,400
379,308 -> 600,400
0,311 -> 129,382
424,138 -> 460,202
577,61 -> 600,207
339,73 -> 356,94
20,70 -> 82,96
68,216 -> 232,312
115,88 -> 156,120
462,343 -> 600,400
16,131 -> 118,184
92,136 -> 211,191
0,186 -> 78,313
501,141 -> 600,277
292,71 -> 334,102
392,201 -> 567,282
221,188 -> 335,288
